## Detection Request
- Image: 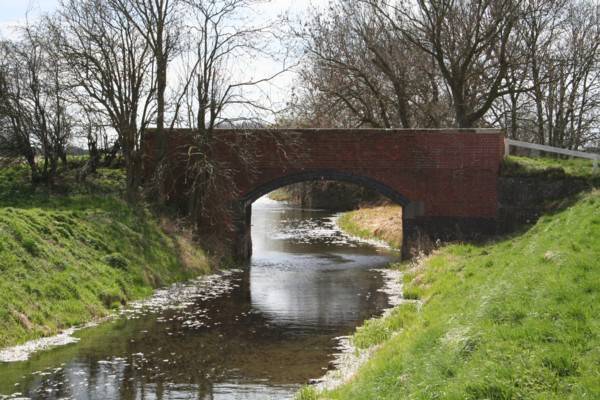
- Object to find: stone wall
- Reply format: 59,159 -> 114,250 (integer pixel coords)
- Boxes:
498,175 -> 595,233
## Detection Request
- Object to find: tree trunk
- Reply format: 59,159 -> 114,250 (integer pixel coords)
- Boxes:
78,139 -> 100,182
124,150 -> 141,203
104,139 -> 121,167
156,58 -> 167,131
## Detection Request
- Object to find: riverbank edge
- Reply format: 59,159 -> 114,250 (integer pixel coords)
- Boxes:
0,215 -> 217,360
0,167 -> 216,350
291,216 -> 407,398
299,190 -> 600,399
336,205 -> 403,249
0,268 -> 239,364
305,268 -> 416,394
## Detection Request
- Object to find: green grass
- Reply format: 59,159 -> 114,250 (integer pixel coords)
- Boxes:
503,155 -> 599,180
337,205 -> 403,249
0,165 -> 210,348
337,213 -> 374,240
317,190 -> 600,399
267,188 -> 293,202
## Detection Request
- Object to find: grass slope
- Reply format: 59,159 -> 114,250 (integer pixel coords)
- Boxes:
502,155 -> 599,181
307,190 -> 600,399
0,166 -> 210,348
267,188 -> 294,202
337,205 -> 403,248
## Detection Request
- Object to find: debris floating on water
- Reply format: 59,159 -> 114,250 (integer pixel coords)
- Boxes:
0,270 -> 240,363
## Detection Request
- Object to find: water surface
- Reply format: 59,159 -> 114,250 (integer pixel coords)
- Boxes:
0,197 -> 398,399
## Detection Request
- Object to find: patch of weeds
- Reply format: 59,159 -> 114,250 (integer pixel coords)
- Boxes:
42,283 -> 71,300
56,226 -> 73,238
54,260 -> 68,271
295,386 -> 319,400
353,304 -> 417,349
543,354 -> 579,377
466,382 -> 513,400
402,271 -> 416,284
487,304 -> 528,325
99,291 -> 126,309
459,336 -> 480,358
102,253 -> 129,270
22,238 -> 40,256
353,318 -> 392,349
83,236 -> 108,252
403,284 -> 422,300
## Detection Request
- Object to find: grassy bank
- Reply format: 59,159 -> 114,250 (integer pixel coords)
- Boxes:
337,205 -> 403,248
267,188 -> 293,202
502,155 -> 599,180
0,166 -> 211,348
305,189 -> 600,399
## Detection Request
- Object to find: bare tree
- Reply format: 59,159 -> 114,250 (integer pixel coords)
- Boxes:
491,0 -> 600,148
179,0 -> 285,131
539,1 -> 600,148
0,42 -> 39,176
75,107 -> 110,181
56,0 -> 156,200
0,23 -> 73,182
293,0 -> 454,129
521,0 -> 567,143
170,0 -> 290,223
366,0 -> 522,128
109,0 -> 182,131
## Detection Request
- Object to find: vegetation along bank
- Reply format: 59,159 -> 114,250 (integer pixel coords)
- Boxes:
300,157 -> 600,399
0,166 -> 211,349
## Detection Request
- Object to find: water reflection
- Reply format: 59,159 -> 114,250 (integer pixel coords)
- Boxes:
0,196 -> 397,400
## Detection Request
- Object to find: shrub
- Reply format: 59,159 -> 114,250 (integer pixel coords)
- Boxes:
102,253 -> 129,270
295,386 -> 319,400
22,238 -> 40,256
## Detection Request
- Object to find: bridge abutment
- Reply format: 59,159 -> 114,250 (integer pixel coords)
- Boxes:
231,202 -> 253,260
402,217 -> 497,259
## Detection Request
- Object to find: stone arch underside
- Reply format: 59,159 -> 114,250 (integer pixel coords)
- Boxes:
232,169 -> 414,261
240,169 -> 412,208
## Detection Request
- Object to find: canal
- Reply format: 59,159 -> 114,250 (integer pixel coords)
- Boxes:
0,196 -> 399,399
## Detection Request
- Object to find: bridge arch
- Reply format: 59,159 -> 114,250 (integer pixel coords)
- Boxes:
233,170 -> 412,260
143,128 -> 505,260
240,169 -> 411,207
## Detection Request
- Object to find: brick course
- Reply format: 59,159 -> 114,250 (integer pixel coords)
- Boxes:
143,128 -> 505,258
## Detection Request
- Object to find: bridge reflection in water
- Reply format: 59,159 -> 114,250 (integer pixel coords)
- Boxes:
0,195 -> 397,399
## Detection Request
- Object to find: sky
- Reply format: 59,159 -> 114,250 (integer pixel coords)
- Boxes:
0,0 -> 58,31
0,0 -> 327,124
0,0 -> 57,19
0,0 -> 327,37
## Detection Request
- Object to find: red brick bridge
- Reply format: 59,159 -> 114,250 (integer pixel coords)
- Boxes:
143,128 -> 505,259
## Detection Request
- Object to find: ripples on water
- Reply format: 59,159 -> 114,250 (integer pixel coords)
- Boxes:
0,196 -> 398,400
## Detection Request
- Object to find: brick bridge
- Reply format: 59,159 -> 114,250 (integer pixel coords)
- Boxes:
143,128 -> 505,259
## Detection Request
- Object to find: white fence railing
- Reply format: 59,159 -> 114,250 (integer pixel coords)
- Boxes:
505,138 -> 599,173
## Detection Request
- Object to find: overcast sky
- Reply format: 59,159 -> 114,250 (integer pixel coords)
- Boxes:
0,0 -> 57,21
0,0 -> 328,125
0,0 -> 326,35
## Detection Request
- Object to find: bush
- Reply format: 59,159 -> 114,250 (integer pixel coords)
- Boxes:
102,253 -> 128,270
296,386 -> 319,400
22,238 -> 40,256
